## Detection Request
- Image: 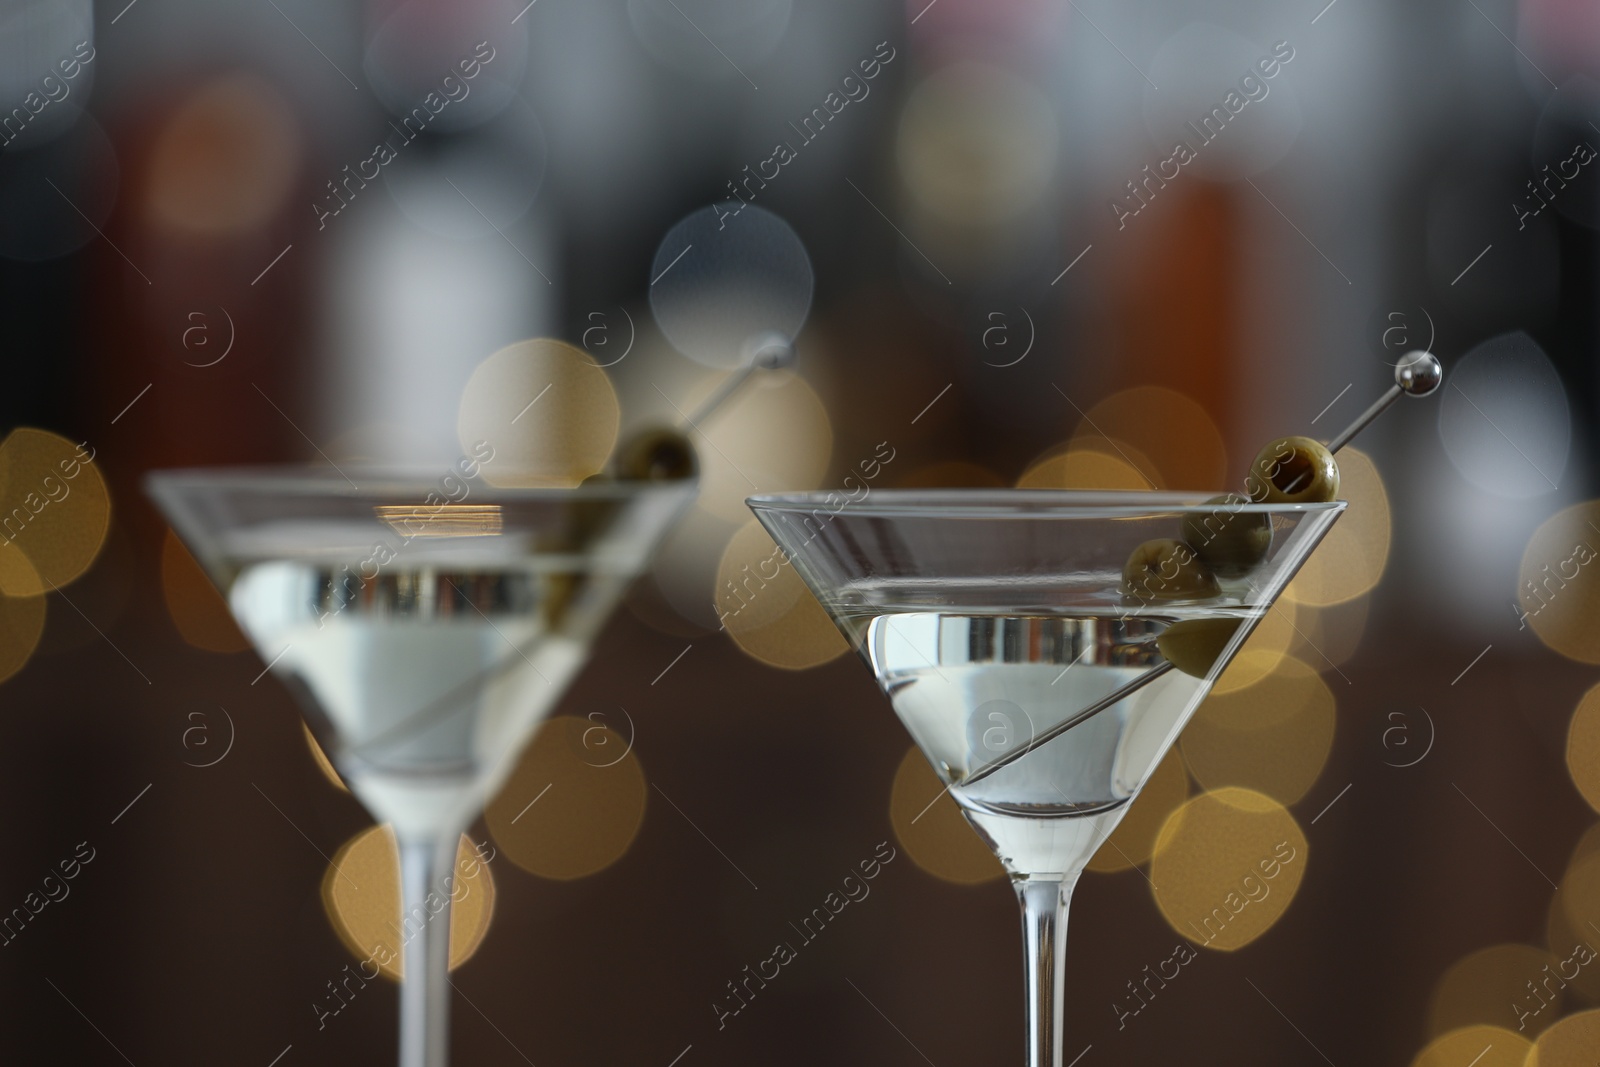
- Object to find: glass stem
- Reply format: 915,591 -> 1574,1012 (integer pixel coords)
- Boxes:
1016,875 -> 1074,1067
398,834 -> 455,1067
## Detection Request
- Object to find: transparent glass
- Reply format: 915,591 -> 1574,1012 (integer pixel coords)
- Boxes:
148,466 -> 696,1067
748,489 -> 1343,1067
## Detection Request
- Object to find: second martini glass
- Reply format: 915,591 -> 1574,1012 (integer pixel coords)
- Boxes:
748,489 -> 1342,1066
149,467 -> 695,1067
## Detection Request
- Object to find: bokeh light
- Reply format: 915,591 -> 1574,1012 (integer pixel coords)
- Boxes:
0,578 -> 45,686
897,460 -> 1006,488
1287,593 -> 1369,671
1567,683 -> 1600,815
1016,441 -> 1155,490
457,339 -> 620,487
1284,447 -> 1390,607
485,716 -> 647,881
321,826 -> 496,981
144,74 -> 301,236
1519,500 -> 1600,663
1086,750 -> 1188,874
1427,942 -> 1561,1037
1180,655 -> 1335,806
889,745 -> 1004,886
160,529 -> 249,654
1409,1025 -> 1531,1067
691,371 -> 832,523
0,427 -> 109,595
1557,848 -> 1600,951
649,204 -> 813,370
1438,332 -> 1569,498
1209,597 -> 1300,695
1529,1008 -> 1600,1064
715,519 -> 846,671
895,62 -> 1058,226
1150,787 -> 1307,951
1073,387 -> 1227,492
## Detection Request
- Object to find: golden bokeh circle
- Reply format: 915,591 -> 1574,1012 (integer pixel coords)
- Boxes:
1086,749 -> 1189,874
897,460 -> 1006,488
1180,655 -> 1335,806
1559,849 -> 1600,950
1567,683 -> 1600,814
1210,599 -> 1300,695
458,339 -> 620,487
1519,500 -> 1600,663
1016,445 -> 1154,491
0,428 -> 110,595
889,745 -> 1004,886
1428,943 -> 1561,1037
895,62 -> 1059,226
1285,447 -> 1390,607
0,584 -> 45,686
1288,593 -> 1370,670
1150,787 -> 1307,952
160,529 -> 249,654
1529,1009 -> 1600,1065
715,519 -> 846,671
1074,387 -> 1227,492
321,826 -> 496,981
485,716 -> 647,881
1409,1025 -> 1531,1067
1544,892 -> 1600,1004
691,372 -> 832,523
145,74 -> 302,235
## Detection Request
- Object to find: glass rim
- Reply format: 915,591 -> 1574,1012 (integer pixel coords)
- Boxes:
146,465 -> 699,501
746,488 -> 1348,518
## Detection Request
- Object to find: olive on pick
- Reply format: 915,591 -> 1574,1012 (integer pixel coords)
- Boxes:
1157,618 -> 1243,678
1246,435 -> 1339,504
614,426 -> 698,481
1122,538 -> 1219,602
1182,493 -> 1273,578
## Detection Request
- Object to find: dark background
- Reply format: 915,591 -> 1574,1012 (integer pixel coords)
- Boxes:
1,0 -> 1599,1064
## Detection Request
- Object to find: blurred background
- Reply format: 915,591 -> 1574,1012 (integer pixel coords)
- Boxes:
2,0 -> 1600,1063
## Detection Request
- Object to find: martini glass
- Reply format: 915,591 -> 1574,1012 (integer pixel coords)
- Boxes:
748,489 -> 1343,1067
148,467 -> 696,1067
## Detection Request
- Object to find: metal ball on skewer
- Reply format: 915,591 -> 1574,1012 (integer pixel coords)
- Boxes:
1326,350 -> 1442,454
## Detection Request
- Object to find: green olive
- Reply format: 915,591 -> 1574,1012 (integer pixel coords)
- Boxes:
1122,538 -> 1219,602
1156,618 -> 1243,678
1182,493 -> 1273,578
614,426 -> 698,481
1246,435 -> 1339,504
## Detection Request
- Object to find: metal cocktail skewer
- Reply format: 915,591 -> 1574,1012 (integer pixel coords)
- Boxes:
683,331 -> 796,428
960,351 -> 1444,789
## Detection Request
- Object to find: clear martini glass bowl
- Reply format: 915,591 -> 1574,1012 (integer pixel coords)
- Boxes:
747,489 -> 1343,1067
148,466 -> 696,1067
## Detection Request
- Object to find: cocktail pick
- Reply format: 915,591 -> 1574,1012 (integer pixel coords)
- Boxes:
1326,351 -> 1442,453
960,351 -> 1445,788
683,330 -> 796,428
